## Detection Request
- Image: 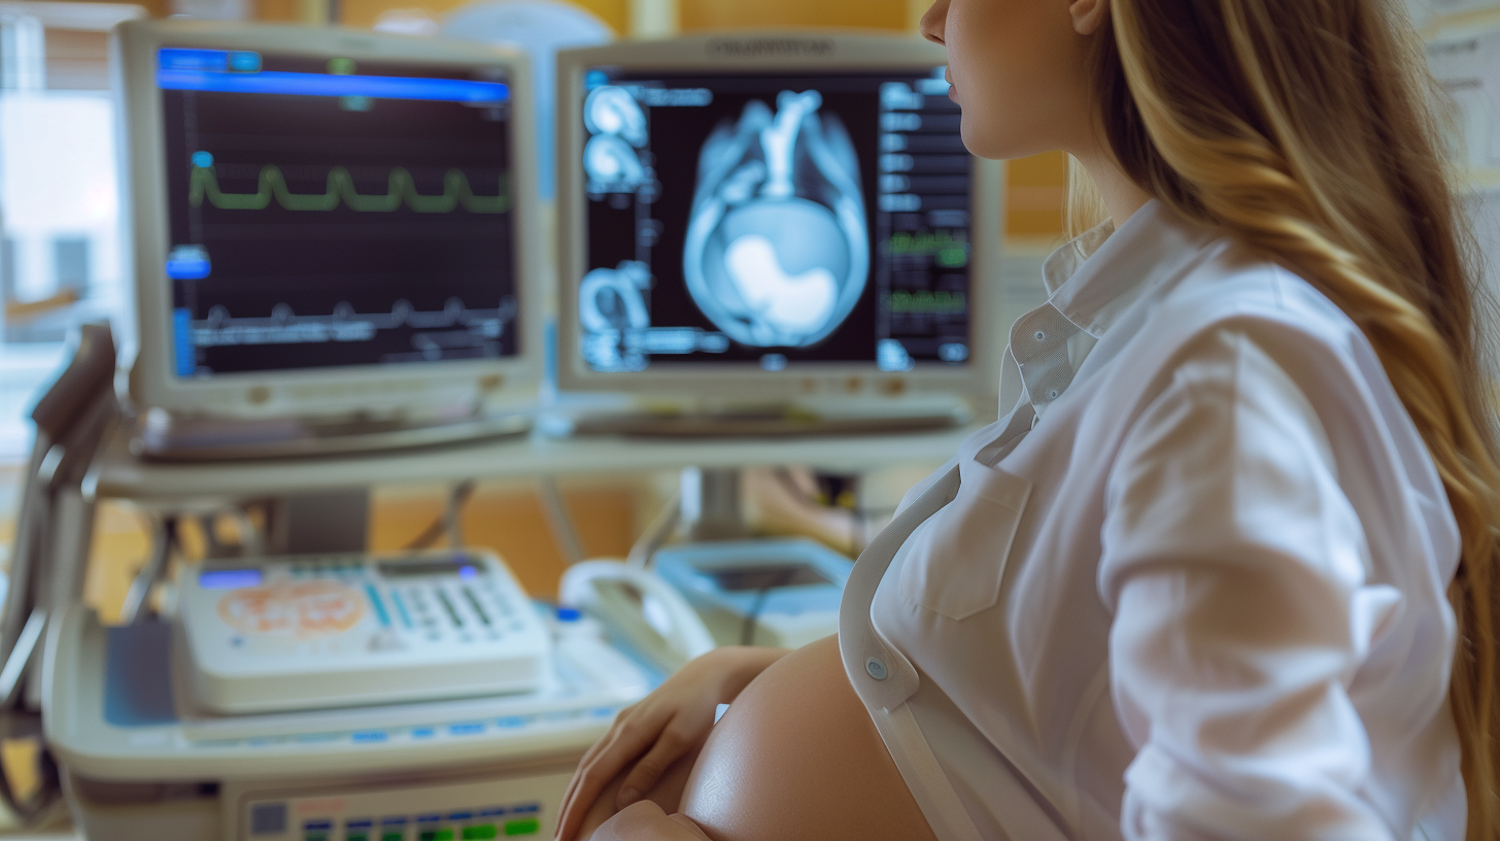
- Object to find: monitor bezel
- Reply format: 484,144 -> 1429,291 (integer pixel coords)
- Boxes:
116,20 -> 545,420
555,32 -> 1005,408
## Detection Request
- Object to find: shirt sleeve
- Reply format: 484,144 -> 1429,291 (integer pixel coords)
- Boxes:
1099,327 -> 1397,840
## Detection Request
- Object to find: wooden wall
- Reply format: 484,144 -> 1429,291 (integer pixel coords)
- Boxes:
58,0 -> 1069,235
679,0 -> 908,32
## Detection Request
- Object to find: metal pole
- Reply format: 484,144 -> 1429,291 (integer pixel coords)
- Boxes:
630,0 -> 678,38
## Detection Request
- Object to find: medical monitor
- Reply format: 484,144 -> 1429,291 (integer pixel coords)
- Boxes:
116,21 -> 542,421
556,34 -> 1003,411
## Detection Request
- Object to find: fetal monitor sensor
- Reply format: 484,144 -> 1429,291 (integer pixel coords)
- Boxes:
654,538 -> 853,649
177,551 -> 551,714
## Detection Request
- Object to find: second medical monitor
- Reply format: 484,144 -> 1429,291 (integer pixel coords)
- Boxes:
557,34 -> 1003,403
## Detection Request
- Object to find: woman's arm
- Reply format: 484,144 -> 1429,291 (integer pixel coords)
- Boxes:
1100,328 -> 1402,839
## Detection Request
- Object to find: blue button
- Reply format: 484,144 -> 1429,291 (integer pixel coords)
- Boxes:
865,657 -> 888,680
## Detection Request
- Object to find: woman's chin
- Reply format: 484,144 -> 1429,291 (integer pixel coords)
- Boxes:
960,124 -> 1059,162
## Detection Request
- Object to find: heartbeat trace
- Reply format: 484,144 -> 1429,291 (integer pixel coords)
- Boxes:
189,164 -> 511,214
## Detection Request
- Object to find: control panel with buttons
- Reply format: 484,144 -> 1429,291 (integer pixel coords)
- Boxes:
179,550 -> 552,714
229,769 -> 571,841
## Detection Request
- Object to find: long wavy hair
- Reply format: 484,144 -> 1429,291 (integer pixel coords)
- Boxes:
1073,0 -> 1500,835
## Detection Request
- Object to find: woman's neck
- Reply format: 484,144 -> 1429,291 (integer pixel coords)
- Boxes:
1073,146 -> 1154,227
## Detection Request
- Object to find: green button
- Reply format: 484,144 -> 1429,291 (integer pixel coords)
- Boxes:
436,831 -> 456,841
503,819 -> 539,837
463,826 -> 498,840
420,833 -> 437,841
349,836 -> 368,841
382,834 -> 404,841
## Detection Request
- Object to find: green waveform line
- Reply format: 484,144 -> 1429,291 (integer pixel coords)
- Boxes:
189,164 -> 510,214
885,230 -> 970,268
887,289 -> 968,315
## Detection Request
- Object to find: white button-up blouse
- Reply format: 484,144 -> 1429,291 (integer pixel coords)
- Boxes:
838,201 -> 1466,840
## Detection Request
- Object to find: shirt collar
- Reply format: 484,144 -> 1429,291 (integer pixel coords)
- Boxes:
1040,199 -> 1210,339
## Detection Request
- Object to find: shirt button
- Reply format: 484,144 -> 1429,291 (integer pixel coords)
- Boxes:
866,657 -> 888,680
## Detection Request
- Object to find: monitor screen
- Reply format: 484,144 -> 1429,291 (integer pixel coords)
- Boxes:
157,47 -> 519,379
575,67 -> 972,376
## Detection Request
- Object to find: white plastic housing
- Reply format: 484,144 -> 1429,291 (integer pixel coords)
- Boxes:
115,21 -> 546,420
175,551 -> 551,714
556,32 -> 1006,410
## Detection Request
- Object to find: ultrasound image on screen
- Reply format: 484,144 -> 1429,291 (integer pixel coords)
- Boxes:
578,68 -> 973,374
158,48 -> 518,377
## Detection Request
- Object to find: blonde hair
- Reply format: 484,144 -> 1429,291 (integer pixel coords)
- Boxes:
1081,0 -> 1500,836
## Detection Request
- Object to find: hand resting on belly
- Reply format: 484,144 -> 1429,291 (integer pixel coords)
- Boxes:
558,636 -> 937,841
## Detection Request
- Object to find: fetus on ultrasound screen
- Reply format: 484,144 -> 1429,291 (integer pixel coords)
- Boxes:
684,91 -> 869,349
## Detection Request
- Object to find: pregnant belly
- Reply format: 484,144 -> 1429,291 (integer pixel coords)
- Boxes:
678,636 -> 938,841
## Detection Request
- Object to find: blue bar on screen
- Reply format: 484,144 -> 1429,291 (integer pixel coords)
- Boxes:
159,48 -> 229,71
156,68 -> 509,103
173,308 -> 195,377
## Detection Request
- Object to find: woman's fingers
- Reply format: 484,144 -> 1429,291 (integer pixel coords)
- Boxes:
667,814 -> 715,840
558,737 -> 607,829
615,720 -> 694,809
591,802 -> 713,841
556,707 -> 669,841
559,708 -> 632,816
557,731 -> 630,841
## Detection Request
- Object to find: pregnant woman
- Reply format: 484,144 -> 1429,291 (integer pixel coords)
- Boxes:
557,0 -> 1500,837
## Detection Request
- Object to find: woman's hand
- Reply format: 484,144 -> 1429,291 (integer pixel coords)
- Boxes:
590,802 -> 713,841
555,646 -> 788,841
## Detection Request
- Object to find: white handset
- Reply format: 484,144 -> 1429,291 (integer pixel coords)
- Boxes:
560,560 -> 716,673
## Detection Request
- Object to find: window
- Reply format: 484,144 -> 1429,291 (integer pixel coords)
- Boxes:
0,2 -> 144,460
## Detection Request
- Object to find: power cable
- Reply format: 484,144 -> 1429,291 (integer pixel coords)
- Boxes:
403,480 -> 477,551
740,566 -> 799,647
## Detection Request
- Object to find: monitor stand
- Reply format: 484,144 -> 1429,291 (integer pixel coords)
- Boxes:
564,396 -> 972,438
130,407 -> 532,462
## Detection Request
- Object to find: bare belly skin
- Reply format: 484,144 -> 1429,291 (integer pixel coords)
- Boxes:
678,636 -> 939,841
